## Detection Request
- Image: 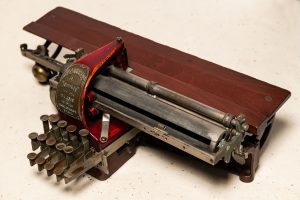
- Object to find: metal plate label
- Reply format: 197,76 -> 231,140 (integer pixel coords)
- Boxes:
56,64 -> 90,120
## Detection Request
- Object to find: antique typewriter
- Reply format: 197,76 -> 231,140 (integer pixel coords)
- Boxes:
21,7 -> 290,184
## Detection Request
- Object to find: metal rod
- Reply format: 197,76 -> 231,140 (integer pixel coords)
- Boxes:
51,45 -> 62,59
107,65 -> 247,131
40,115 -> 49,134
93,94 -> 222,164
93,75 -> 226,145
20,44 -> 64,72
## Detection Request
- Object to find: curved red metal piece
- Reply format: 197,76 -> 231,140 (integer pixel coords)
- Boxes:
75,38 -> 130,150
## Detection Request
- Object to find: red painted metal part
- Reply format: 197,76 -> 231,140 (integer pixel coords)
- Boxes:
74,39 -> 130,149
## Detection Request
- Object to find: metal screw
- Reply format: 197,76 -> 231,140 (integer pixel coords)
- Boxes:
28,132 -> 40,151
242,123 -> 249,132
40,115 -> 49,134
265,95 -> 273,102
86,91 -> 95,103
88,106 -> 99,118
116,36 -> 123,43
100,137 -> 107,143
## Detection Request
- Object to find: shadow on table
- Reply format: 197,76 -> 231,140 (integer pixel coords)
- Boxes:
259,117 -> 291,160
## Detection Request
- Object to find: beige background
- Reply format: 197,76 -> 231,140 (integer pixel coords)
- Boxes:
0,0 -> 299,199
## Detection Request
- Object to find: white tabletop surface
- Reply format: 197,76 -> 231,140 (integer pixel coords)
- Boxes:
0,0 -> 299,199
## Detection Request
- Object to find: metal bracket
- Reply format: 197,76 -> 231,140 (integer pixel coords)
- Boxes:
100,113 -> 110,143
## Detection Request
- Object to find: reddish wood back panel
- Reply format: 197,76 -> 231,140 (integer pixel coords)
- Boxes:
23,7 -> 290,134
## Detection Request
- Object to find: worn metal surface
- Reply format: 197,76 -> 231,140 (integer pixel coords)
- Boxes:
22,44 -> 247,166
107,65 -> 249,133
93,97 -> 242,165
56,64 -> 90,120
20,7 -> 292,182
100,113 -> 110,143
23,7 -> 290,135
27,114 -> 140,184
93,75 -> 227,149
91,74 -> 245,165
20,43 -> 63,73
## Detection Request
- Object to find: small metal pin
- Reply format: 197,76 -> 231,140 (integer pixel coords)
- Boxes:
28,132 -> 40,151
44,153 -> 62,177
265,95 -> 273,102
66,125 -> 77,138
40,115 -> 49,134
79,129 -> 89,137
44,163 -> 55,176
242,123 -> 249,132
37,134 -> 47,150
35,157 -> 46,171
49,114 -> 60,138
116,36 -> 123,43
48,114 -> 60,127
53,167 -> 65,182
56,142 -> 67,160
100,137 -> 107,143
63,146 -> 74,168
46,137 -> 57,155
79,129 -> 90,152
27,152 -> 37,166
57,120 -> 68,140
66,125 -> 79,146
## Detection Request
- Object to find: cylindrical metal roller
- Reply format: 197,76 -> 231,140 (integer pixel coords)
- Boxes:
93,75 -> 226,151
107,65 -> 248,133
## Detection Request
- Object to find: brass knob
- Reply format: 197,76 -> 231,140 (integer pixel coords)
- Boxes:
32,64 -> 49,83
